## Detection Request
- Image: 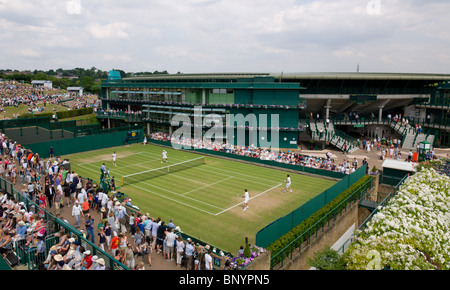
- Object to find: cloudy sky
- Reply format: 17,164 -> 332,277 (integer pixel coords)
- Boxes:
0,0 -> 449,74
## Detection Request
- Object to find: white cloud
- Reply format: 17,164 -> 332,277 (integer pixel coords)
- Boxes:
0,0 -> 449,74
88,22 -> 130,39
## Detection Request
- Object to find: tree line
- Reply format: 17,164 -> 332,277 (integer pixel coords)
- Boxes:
0,67 -> 172,95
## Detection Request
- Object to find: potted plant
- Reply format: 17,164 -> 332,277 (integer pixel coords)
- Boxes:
370,165 -> 379,175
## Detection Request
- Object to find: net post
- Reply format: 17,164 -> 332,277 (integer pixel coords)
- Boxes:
203,156 -> 206,164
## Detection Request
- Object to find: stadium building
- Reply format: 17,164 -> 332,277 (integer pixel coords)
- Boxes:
100,72 -> 450,149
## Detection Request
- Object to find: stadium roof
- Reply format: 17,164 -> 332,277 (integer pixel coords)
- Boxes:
272,72 -> 450,81
124,72 -> 450,81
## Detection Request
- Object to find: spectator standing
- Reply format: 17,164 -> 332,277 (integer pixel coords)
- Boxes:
124,242 -> 135,268
185,239 -> 195,270
72,200 -> 82,228
54,186 -> 62,215
98,227 -> 106,251
156,221 -> 165,254
176,235 -> 185,268
165,228 -> 177,262
104,221 -> 112,251
204,247 -> 213,270
142,236 -> 152,266
134,227 -> 144,247
107,211 -> 117,237
110,234 -> 120,257
84,214 -> 95,243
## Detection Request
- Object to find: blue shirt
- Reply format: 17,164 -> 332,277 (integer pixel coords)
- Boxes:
144,220 -> 152,231
85,219 -> 94,231
17,225 -> 27,236
138,223 -> 145,233
36,240 -> 45,253
151,222 -> 159,236
117,207 -> 126,219
185,243 -> 194,256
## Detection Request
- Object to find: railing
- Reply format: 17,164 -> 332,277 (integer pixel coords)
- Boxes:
332,116 -> 441,147
269,175 -> 372,269
96,112 -> 145,123
102,97 -> 305,110
310,123 -> 358,152
0,177 -> 129,270
416,99 -> 450,108
336,173 -> 408,255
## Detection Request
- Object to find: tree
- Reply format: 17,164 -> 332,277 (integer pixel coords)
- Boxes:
33,72 -> 49,80
307,247 -> 346,270
50,76 -> 74,90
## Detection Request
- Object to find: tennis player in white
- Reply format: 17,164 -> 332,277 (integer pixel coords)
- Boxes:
161,150 -> 168,163
112,151 -> 117,167
243,189 -> 249,211
283,174 -> 292,192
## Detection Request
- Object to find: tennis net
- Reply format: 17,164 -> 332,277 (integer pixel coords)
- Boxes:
121,156 -> 206,186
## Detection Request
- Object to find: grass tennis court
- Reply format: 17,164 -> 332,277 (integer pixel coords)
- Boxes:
64,143 -> 336,253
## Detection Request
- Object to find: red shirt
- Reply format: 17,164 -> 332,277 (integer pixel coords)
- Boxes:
83,255 -> 93,269
111,236 -> 119,250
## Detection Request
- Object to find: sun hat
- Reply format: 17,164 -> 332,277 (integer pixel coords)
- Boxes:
54,254 -> 63,262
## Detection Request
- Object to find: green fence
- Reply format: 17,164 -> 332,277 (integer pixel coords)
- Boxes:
378,172 -> 407,187
24,126 -> 143,158
0,116 -> 51,132
255,164 -> 367,249
268,173 -> 372,269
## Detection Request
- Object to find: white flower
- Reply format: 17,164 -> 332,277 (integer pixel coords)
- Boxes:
344,169 -> 450,270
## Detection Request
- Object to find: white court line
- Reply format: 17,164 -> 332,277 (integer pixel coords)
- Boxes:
125,177 -> 221,210
79,156 -> 161,171
78,151 -> 148,165
78,163 -> 102,175
168,173 -> 209,186
137,151 -> 280,187
79,159 -> 282,216
181,176 -> 233,195
128,183 -> 221,216
213,183 -> 282,216
116,157 -> 163,169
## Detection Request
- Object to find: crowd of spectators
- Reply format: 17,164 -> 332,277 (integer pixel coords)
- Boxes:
63,94 -> 101,112
0,131 -> 229,270
96,108 -> 144,118
150,132 -> 362,175
0,80 -> 101,119
0,80 -> 61,112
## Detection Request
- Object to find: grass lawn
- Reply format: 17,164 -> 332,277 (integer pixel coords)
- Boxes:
64,143 -> 336,254
1,103 -> 69,119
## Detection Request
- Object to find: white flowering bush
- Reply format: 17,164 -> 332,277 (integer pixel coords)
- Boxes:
343,168 -> 450,270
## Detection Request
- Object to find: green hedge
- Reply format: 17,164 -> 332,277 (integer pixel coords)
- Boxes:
268,175 -> 372,266
19,107 -> 93,120
57,107 -> 93,119
18,112 -> 54,119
